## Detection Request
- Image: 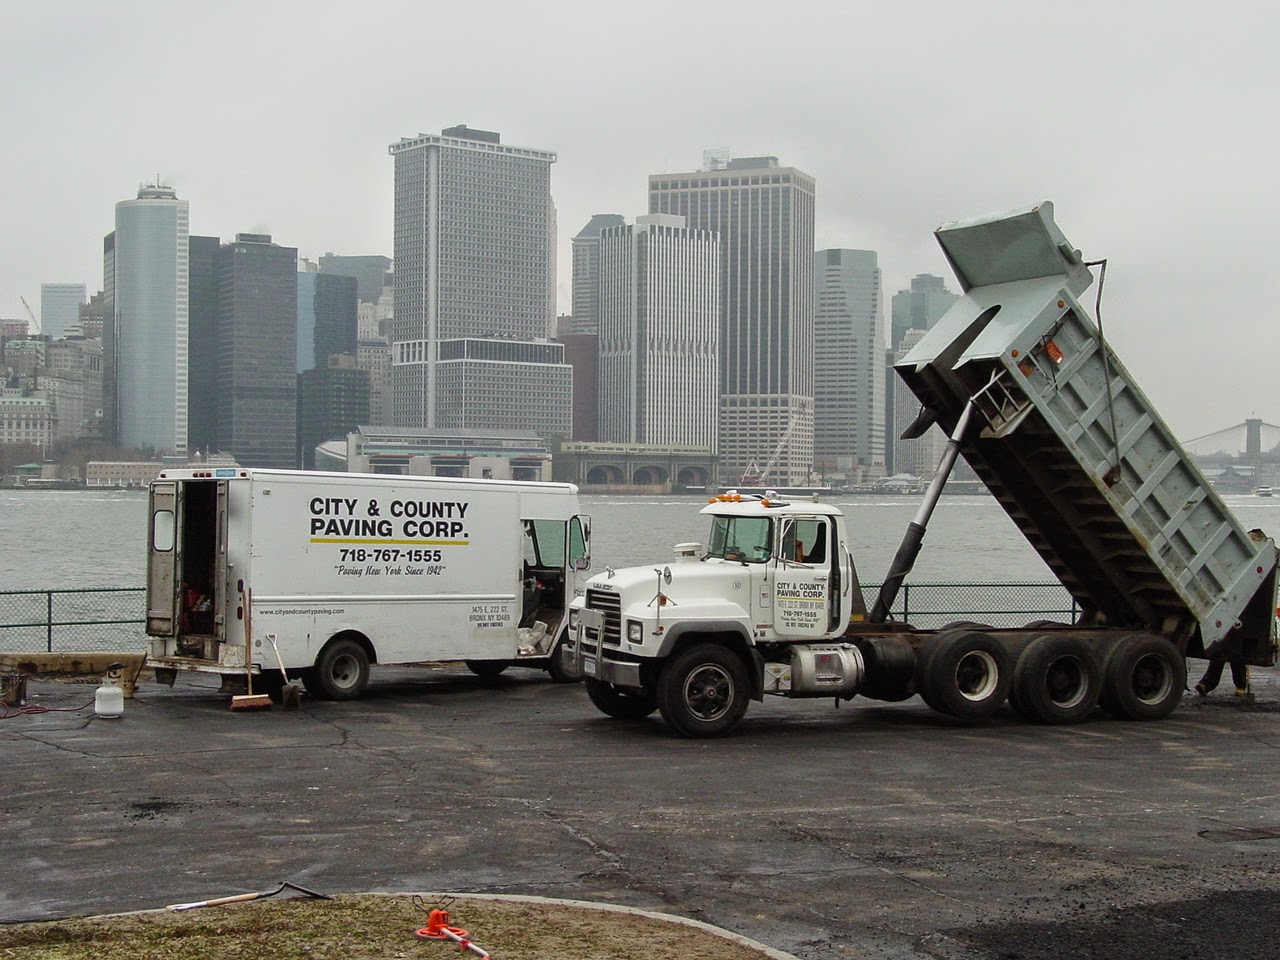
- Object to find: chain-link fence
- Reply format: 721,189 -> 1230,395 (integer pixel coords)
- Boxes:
863,581 -> 1079,629
0,583 -> 1078,656
0,589 -> 147,654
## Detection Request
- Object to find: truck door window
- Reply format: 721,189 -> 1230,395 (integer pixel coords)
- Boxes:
707,516 -> 773,563
525,519 -> 567,569
152,510 -> 175,552
780,518 -> 828,565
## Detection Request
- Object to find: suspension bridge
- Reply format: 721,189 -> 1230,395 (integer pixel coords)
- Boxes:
1182,419 -> 1280,488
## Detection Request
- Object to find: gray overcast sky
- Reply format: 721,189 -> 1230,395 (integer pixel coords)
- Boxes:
2,0 -> 1276,441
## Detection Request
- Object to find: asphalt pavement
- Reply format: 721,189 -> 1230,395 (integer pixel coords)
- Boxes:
4,664 -> 1280,960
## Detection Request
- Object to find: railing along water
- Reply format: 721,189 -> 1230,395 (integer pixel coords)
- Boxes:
0,588 -> 150,654
0,584 -> 1079,655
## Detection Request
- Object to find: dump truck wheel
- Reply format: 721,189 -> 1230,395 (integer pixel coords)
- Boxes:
466,660 -> 509,680
309,638 -> 370,700
919,630 -> 1011,720
1011,635 -> 1101,724
1099,634 -> 1185,720
657,643 -> 750,738
585,678 -> 658,720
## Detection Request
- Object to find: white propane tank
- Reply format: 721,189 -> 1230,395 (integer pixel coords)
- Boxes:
94,662 -> 125,719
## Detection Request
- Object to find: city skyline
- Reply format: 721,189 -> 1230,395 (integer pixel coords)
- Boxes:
2,3 -> 1277,442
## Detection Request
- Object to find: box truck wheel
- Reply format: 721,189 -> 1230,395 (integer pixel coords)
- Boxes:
466,660 -> 510,680
656,643 -> 750,738
585,678 -> 657,719
546,635 -> 582,683
918,630 -> 1012,720
1098,634 -> 1185,720
1011,635 -> 1101,724
307,638 -> 370,700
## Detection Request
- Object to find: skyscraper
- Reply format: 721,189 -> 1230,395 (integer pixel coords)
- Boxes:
187,235 -> 221,454
215,233 -> 298,467
297,355 -> 370,470
388,124 -> 560,431
105,183 -> 189,455
297,259 -> 318,373
313,273 -> 358,368
571,214 -> 626,335
885,273 -> 957,473
649,156 -> 816,486
893,327 -> 947,479
318,254 -> 392,305
890,274 -> 957,353
40,284 -> 87,339
597,214 -> 720,448
814,249 -> 884,482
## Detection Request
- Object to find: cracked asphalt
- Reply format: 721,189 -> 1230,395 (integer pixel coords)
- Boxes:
5,665 -> 1280,959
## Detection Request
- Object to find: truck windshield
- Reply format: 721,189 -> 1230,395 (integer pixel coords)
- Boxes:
706,516 -> 773,563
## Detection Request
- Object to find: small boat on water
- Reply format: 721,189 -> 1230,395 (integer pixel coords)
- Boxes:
1257,486 -> 1273,497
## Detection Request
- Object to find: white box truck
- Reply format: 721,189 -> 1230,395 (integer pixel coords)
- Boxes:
145,468 -> 591,699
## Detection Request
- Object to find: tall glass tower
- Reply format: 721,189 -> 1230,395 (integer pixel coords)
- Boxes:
814,249 -> 884,482
648,156 -> 816,486
106,183 -> 189,455
388,125 -> 563,433
597,214 -> 720,448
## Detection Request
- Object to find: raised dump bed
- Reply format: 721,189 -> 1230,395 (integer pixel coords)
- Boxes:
896,202 -> 1277,663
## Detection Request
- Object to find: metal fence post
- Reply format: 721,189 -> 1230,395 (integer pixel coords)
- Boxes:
902,583 -> 910,623
46,591 -> 53,652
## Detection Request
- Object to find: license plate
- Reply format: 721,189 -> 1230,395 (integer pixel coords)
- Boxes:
582,656 -> 597,677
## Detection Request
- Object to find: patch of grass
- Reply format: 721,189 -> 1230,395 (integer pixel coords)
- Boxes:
0,895 -> 777,960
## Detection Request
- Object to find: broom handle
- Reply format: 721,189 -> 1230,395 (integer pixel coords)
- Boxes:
243,586 -> 254,696
268,634 -> 290,682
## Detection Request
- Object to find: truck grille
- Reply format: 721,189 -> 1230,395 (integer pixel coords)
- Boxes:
585,589 -> 622,646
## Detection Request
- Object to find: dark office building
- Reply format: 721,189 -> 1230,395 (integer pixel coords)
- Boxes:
318,254 -> 392,304
188,235 -> 221,453
559,332 -> 599,441
313,273 -> 358,368
215,233 -> 298,467
297,356 -> 370,469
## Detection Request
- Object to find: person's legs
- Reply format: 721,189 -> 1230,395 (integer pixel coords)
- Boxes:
1197,657 -> 1226,695
1230,659 -> 1250,695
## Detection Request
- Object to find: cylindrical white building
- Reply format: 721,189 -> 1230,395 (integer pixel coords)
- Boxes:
108,183 -> 189,455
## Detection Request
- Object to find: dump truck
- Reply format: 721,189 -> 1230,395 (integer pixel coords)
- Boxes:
568,201 -> 1279,737
146,469 -> 590,699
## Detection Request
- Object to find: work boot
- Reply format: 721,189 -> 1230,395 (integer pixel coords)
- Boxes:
1235,687 -> 1249,698
1195,682 -> 1208,697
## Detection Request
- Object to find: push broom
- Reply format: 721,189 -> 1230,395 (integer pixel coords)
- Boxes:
231,586 -> 272,711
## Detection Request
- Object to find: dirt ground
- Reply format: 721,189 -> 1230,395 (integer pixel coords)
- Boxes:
0,894 -> 782,960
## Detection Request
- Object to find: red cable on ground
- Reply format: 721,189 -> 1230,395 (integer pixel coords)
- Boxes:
0,701 -> 94,720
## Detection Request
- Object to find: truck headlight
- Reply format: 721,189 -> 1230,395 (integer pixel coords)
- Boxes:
568,607 -> 580,630
627,620 -> 643,643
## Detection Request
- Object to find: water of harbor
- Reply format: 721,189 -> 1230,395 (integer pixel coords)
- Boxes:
4,487 -> 1280,591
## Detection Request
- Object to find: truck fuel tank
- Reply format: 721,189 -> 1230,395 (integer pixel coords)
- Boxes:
764,643 -> 866,698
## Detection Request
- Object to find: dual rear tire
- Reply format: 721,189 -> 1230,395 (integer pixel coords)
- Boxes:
916,630 -> 1012,720
1009,635 -> 1102,724
917,630 -> 1184,725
